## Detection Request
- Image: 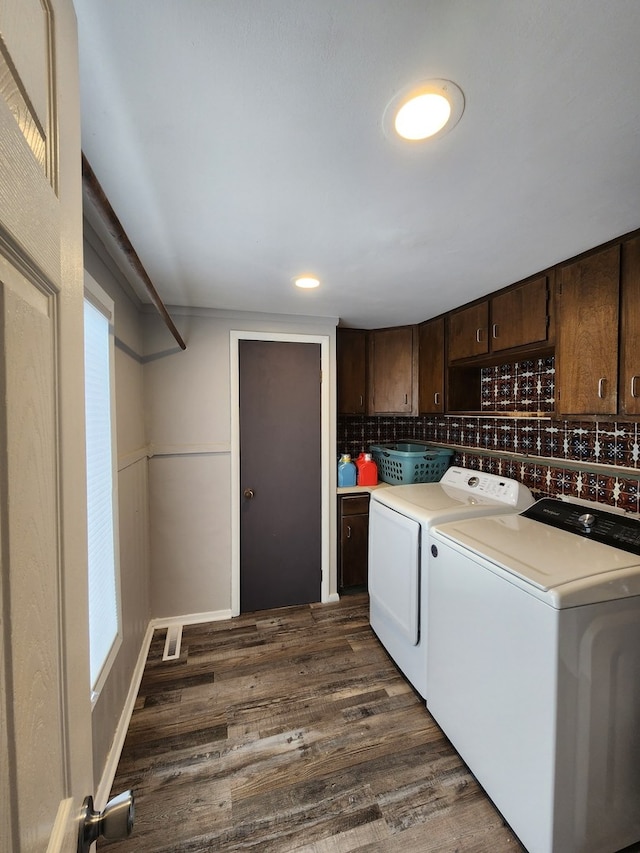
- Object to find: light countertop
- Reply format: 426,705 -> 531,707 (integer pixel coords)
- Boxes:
337,482 -> 392,495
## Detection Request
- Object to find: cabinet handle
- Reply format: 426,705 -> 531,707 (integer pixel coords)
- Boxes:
404,393 -> 408,404
631,376 -> 640,398
434,392 -> 440,405
359,394 -> 363,408
598,378 -> 606,399
475,328 -> 483,343
346,525 -> 352,539
492,323 -> 499,339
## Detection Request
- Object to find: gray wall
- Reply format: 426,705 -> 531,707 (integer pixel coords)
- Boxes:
142,309 -> 338,618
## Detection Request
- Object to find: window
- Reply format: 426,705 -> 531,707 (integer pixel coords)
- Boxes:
84,275 -> 121,697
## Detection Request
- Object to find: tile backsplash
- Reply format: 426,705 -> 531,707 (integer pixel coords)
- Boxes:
337,413 -> 640,514
481,356 -> 555,412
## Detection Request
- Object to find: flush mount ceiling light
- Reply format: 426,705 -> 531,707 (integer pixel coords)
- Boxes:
293,275 -> 320,289
384,79 -> 465,143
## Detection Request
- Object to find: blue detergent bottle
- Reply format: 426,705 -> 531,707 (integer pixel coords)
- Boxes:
338,454 -> 357,487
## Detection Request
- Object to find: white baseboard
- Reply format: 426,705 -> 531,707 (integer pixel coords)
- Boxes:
151,608 -> 233,629
95,621 -> 155,809
327,592 -> 340,603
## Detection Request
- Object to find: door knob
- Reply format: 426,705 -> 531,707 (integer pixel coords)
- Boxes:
243,488 -> 255,499
77,790 -> 135,853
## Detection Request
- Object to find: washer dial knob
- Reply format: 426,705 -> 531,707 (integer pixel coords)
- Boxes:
578,512 -> 596,532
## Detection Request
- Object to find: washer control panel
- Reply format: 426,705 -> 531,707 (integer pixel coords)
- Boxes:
441,466 -> 530,506
522,498 -> 640,555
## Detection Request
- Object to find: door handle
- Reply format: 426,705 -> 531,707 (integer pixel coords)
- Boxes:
631,375 -> 640,398
243,488 -> 255,499
78,791 -> 134,853
347,525 -> 352,539
434,392 -> 440,405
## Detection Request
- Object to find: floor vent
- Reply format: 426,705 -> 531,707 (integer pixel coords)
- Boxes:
162,624 -> 183,661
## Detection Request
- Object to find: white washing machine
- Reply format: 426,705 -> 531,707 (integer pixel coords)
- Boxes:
428,498 -> 640,853
367,466 -> 533,699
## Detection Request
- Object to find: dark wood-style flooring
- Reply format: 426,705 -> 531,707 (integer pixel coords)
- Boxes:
96,595 -> 528,852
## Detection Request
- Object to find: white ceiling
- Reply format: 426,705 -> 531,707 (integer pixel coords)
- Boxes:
73,0 -> 640,329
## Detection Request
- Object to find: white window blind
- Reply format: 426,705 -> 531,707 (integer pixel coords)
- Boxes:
84,296 -> 119,690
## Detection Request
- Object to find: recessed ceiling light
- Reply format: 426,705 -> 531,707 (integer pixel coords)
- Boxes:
384,79 -> 464,143
395,93 -> 451,140
294,275 -> 320,289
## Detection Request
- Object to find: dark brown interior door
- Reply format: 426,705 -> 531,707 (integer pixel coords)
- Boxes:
239,339 -> 322,612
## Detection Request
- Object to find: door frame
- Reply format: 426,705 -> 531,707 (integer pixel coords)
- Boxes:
230,330 -> 335,616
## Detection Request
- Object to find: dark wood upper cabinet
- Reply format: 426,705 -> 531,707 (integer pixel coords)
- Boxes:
368,326 -> 417,414
448,277 -> 552,364
337,329 -> 367,414
620,235 -> 640,417
419,316 -> 445,413
490,276 -> 550,352
335,231 -> 638,420
555,244 -> 620,416
447,301 -> 489,361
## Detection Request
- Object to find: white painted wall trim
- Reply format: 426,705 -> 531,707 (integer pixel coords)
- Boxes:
117,446 -> 149,471
117,444 -> 232,467
151,609 -> 233,628
229,330 -> 333,617
94,621 -> 154,809
149,443 -> 231,457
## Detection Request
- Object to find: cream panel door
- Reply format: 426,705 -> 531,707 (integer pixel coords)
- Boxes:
0,1 -> 93,851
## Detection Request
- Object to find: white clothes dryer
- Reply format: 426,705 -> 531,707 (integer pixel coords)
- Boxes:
367,466 -> 533,699
428,498 -> 640,853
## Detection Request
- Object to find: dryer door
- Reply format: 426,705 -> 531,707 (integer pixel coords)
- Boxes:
369,500 -> 420,645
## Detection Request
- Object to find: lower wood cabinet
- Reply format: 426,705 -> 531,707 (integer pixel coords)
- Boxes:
338,493 -> 370,592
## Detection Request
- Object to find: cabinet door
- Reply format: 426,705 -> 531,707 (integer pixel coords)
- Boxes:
490,276 -> 549,351
339,512 -> 369,589
337,329 -> 367,414
620,236 -> 640,416
447,301 -> 489,361
555,245 -> 620,415
369,326 -> 416,414
419,317 -> 445,413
